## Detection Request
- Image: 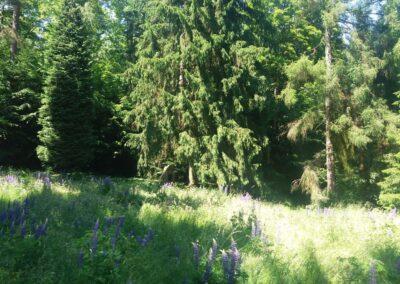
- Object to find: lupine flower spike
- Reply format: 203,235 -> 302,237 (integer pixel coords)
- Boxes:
369,261 -> 377,284
222,250 -> 229,278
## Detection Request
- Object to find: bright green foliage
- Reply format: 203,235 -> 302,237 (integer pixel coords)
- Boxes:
0,0 -> 42,167
283,28 -> 400,200
37,0 -> 95,171
1,169 -> 400,283
124,0 -> 279,188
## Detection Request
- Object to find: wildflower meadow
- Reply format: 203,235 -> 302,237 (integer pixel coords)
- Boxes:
0,169 -> 399,283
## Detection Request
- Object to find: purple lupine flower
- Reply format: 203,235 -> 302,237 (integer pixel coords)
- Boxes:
42,218 -> 48,235
101,177 -> 113,194
240,192 -> 252,202
34,225 -> 41,239
10,221 -> 15,236
161,182 -> 174,190
251,222 -> 256,238
43,176 -> 51,189
369,262 -> 377,284
9,208 -> 16,224
20,222 -> 27,238
34,219 -> 48,239
5,174 -> 18,184
228,247 -> 240,284
103,217 -> 113,234
221,250 -> 229,278
0,210 -> 7,225
146,228 -> 154,241
203,245 -> 218,283
118,216 -> 125,228
111,235 -> 117,250
230,239 -> 237,252
203,259 -> 213,283
128,229 -> 136,238
93,219 -> 100,233
103,177 -> 112,187
251,219 -> 262,238
193,240 -> 200,269
211,239 -> 218,262
389,208 -> 397,219
77,250 -> 84,268
91,232 -> 98,255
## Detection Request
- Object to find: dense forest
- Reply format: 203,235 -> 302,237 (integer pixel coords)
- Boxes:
1,0 -> 400,207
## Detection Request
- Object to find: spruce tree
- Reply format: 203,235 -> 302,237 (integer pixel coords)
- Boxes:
37,0 -> 95,171
123,0 -> 277,189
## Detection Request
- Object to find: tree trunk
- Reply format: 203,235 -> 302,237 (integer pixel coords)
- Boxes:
10,0 -> 21,61
188,164 -> 196,187
324,26 -> 335,192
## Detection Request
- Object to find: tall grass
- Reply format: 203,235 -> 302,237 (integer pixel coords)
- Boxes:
0,168 -> 399,283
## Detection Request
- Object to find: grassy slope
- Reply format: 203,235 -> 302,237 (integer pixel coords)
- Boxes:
0,169 -> 399,283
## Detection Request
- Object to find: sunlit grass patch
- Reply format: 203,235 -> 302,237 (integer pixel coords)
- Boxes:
0,169 -> 399,283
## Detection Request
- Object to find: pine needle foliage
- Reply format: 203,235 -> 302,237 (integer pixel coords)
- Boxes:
37,0 -> 95,171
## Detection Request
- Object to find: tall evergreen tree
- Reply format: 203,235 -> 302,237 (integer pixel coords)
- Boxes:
37,0 -> 95,171
123,0 -> 279,189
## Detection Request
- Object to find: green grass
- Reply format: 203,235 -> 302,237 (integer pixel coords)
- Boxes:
0,169 -> 399,283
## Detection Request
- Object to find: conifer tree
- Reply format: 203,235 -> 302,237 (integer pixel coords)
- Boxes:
123,0 -> 277,189
37,0 -> 95,171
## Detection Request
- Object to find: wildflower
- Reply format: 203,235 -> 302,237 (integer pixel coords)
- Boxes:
118,216 -> 125,228
101,177 -> 113,194
369,261 -> 377,284
389,208 -> 397,219
77,250 -> 84,268
221,250 -> 229,278
10,221 -> 15,236
193,240 -> 200,269
91,232 -> 98,255
112,216 -> 125,249
145,228 -> 154,241
93,219 -> 100,233
34,219 -> 48,239
396,257 -> 400,273
161,182 -> 174,190
103,217 -> 113,234
203,243 -> 218,283
228,247 -> 240,284
251,218 -> 262,238
128,229 -> 136,238
0,210 -> 7,225
240,192 -> 252,202
103,177 -> 112,187
43,176 -> 51,190
21,222 -> 27,238
211,239 -> 218,262
5,174 -> 18,184
203,259 -> 212,283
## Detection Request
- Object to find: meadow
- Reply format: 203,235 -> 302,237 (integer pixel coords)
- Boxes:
0,169 -> 399,284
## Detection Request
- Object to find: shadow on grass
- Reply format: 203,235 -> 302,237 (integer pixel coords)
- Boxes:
1,177 -> 390,284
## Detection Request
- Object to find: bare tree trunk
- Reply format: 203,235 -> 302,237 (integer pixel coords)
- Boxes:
324,26 -> 335,192
10,0 -> 21,61
188,164 -> 196,187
